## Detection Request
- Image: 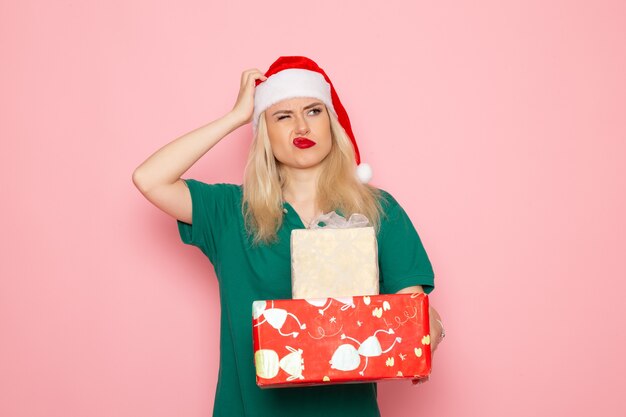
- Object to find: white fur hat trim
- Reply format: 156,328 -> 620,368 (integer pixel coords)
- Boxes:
253,69 -> 336,131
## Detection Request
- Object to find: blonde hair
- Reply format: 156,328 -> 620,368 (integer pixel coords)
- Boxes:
242,107 -> 382,245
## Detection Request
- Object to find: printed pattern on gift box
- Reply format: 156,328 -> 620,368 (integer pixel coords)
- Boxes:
291,226 -> 379,299
252,293 -> 431,388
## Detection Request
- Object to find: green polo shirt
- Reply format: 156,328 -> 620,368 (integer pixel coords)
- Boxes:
177,179 -> 435,417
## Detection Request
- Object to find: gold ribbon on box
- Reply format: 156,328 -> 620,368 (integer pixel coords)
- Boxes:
291,212 -> 379,299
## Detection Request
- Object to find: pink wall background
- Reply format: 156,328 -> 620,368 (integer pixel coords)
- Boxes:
2,0 -> 625,416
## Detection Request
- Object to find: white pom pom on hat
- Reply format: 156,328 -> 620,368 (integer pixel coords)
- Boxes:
253,56 -> 372,183
355,162 -> 373,183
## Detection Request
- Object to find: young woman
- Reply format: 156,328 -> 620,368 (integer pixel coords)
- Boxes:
133,56 -> 444,417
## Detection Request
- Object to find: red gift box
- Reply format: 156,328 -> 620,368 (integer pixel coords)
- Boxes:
252,293 -> 431,388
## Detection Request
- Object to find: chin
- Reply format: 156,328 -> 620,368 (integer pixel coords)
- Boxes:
278,157 -> 322,171
291,160 -> 324,170
277,150 -> 330,170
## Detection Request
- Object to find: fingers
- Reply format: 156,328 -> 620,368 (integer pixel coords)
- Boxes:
242,67 -> 262,75
230,68 -> 268,123
240,68 -> 261,82
240,68 -> 267,87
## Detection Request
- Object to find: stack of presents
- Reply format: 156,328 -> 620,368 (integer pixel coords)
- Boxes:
252,213 -> 432,388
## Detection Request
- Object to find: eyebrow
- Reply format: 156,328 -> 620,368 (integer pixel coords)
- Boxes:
271,102 -> 324,116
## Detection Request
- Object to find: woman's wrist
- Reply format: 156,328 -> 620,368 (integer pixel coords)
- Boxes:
226,109 -> 250,128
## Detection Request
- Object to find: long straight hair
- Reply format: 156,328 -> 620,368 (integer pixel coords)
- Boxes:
242,107 -> 382,245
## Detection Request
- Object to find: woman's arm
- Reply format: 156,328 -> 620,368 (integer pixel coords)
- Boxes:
132,111 -> 244,194
132,69 -> 266,223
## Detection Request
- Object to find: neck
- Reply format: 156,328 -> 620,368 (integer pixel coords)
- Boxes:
280,164 -> 322,205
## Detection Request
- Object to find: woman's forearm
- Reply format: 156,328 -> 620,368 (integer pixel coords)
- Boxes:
132,110 -> 245,193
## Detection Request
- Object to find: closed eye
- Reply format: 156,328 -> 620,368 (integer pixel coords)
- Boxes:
276,107 -> 323,121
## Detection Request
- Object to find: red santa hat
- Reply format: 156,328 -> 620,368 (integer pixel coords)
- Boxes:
253,56 -> 372,183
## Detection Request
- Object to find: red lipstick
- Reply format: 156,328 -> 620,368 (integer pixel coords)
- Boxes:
293,137 -> 316,149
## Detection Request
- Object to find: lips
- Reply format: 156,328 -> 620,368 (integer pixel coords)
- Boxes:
293,137 -> 317,149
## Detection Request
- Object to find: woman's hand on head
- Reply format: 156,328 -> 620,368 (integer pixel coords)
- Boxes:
230,68 -> 267,126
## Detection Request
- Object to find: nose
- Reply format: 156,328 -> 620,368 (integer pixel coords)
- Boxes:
294,114 -> 310,135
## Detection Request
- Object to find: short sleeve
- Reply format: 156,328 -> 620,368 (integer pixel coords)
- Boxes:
377,190 -> 435,294
176,179 -> 240,264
